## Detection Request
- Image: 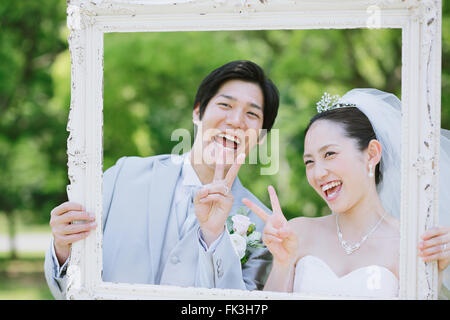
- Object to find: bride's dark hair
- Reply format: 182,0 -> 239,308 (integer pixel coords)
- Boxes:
304,107 -> 382,185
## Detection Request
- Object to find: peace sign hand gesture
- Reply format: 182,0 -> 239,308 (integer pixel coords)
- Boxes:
194,154 -> 246,247
242,186 -> 299,266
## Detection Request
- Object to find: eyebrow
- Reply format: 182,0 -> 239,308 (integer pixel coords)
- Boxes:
303,144 -> 339,158
219,94 -> 262,111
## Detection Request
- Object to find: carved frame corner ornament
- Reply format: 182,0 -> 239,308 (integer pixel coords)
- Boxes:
65,0 -> 442,300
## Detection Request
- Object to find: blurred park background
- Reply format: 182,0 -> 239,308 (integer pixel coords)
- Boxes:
1,1 -> 449,299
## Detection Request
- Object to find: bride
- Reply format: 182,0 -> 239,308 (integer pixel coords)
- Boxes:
243,89 -> 450,298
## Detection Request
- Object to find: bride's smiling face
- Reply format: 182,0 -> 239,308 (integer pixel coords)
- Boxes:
303,119 -> 372,214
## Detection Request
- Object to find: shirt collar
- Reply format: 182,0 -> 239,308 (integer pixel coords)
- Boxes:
182,151 -> 203,187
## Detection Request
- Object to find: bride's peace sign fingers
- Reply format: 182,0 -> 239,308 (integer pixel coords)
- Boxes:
242,195 -> 288,239
267,186 -> 287,222
267,186 -> 291,237
242,188 -> 298,264
264,224 -> 286,240
242,198 -> 283,240
241,198 -> 270,223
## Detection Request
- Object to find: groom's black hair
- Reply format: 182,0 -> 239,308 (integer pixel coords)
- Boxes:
194,60 -> 280,132
305,107 -> 382,185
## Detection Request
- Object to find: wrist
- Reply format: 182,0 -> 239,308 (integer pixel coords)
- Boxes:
272,258 -> 296,270
200,226 -> 225,247
54,243 -> 70,267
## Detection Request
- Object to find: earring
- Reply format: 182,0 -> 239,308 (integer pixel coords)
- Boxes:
368,163 -> 374,178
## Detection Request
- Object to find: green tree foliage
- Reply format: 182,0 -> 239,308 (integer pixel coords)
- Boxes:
0,1 -> 68,257
102,28 -> 403,220
1,2 -> 449,258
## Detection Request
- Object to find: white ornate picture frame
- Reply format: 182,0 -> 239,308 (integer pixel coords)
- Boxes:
65,0 -> 442,299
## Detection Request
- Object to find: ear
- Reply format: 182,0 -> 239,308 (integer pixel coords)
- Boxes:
193,103 -> 201,125
367,139 -> 382,167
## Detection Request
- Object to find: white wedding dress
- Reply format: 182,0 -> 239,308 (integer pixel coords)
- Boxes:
293,255 -> 399,299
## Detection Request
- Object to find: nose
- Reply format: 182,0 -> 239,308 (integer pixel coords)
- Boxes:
312,161 -> 328,182
226,107 -> 245,129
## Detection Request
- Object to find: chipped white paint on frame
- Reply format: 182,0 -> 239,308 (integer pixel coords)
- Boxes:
65,0 -> 442,299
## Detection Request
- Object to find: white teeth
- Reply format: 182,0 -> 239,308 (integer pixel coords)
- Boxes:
321,181 -> 342,192
216,133 -> 241,145
327,188 -> 339,198
214,140 -> 235,150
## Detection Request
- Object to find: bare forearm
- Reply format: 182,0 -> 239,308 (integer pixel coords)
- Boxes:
263,260 -> 295,292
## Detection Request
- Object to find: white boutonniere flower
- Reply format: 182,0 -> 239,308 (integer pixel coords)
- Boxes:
227,206 -> 266,265
231,214 -> 252,236
229,233 -> 247,259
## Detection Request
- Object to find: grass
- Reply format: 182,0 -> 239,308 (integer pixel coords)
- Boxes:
0,213 -> 54,300
0,214 -> 51,235
0,213 -> 54,299
0,252 -> 54,300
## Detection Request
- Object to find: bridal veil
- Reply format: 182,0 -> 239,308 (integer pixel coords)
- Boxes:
338,88 -> 450,290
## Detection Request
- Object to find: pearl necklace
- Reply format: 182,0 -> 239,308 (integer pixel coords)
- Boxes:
336,213 -> 386,255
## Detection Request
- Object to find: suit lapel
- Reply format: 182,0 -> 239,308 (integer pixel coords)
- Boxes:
147,157 -> 183,278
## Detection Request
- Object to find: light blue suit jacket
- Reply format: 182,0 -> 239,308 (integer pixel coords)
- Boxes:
45,154 -> 272,299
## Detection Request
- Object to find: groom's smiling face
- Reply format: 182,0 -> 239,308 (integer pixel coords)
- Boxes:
192,79 -> 264,167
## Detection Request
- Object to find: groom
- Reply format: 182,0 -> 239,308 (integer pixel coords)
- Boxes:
44,60 -> 279,299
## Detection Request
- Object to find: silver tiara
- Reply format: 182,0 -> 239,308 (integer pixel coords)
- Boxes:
316,92 -> 356,113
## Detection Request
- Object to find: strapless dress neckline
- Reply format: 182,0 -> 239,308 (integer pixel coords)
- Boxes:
293,255 -> 399,299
